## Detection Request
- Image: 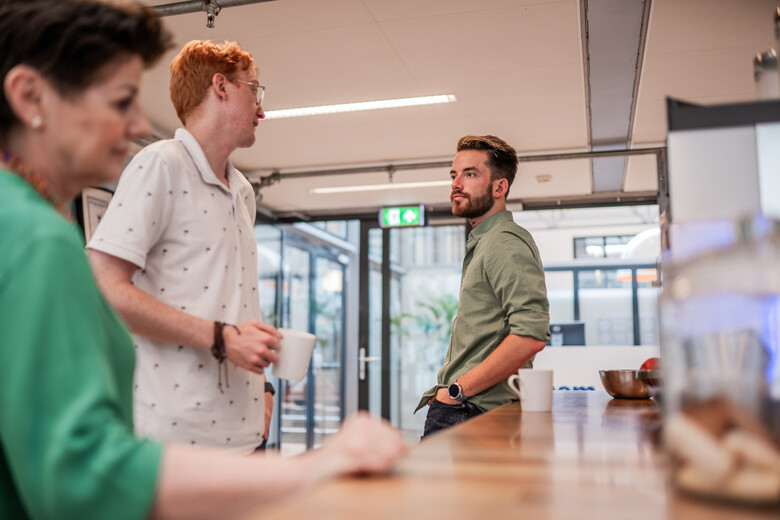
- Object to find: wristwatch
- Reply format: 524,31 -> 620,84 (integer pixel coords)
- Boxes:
448,381 -> 468,402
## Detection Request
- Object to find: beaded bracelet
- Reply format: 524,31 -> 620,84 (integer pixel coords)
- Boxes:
211,321 -> 240,393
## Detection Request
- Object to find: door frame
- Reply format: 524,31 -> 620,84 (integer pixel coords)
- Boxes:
272,223 -> 355,449
357,221 -> 391,419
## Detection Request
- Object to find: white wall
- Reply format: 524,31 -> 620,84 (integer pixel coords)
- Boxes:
530,224 -> 659,264
534,345 -> 661,390
512,206 -> 662,348
511,205 -> 660,264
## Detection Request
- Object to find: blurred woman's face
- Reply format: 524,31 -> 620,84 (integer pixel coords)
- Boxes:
46,55 -> 150,197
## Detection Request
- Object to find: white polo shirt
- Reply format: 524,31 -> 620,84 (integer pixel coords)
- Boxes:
88,129 -> 265,454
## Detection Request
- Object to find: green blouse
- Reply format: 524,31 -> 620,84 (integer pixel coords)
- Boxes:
0,171 -> 162,520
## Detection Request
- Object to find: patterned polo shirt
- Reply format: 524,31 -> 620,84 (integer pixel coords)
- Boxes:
88,128 -> 266,454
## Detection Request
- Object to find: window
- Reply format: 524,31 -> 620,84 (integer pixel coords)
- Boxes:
573,235 -> 635,260
310,221 -> 348,240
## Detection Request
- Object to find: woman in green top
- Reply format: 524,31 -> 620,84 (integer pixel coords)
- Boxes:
0,2 -> 406,519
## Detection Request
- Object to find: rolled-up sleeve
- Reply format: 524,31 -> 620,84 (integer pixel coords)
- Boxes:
484,230 -> 550,342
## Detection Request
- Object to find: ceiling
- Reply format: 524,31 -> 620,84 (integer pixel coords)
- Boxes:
139,0 -> 778,220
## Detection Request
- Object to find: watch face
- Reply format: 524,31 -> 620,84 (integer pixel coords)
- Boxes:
448,383 -> 459,399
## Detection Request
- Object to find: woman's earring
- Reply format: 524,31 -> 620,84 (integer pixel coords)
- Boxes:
31,115 -> 42,129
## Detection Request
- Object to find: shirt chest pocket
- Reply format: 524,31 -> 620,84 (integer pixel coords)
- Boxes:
161,188 -> 234,259
461,255 -> 498,306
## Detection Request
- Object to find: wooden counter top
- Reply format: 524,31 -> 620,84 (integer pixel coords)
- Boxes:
244,392 -> 779,520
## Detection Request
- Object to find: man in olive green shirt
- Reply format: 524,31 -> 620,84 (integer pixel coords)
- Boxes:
416,135 -> 550,437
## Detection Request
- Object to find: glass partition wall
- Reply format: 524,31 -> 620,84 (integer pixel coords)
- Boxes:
255,223 -> 353,455
545,262 -> 660,346
361,224 -> 465,442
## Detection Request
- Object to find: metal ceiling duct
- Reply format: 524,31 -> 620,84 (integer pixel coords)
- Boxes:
584,0 -> 650,192
152,0 -> 277,28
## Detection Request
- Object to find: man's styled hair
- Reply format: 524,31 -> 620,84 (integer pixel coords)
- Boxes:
456,135 -> 519,198
0,0 -> 171,144
170,40 -> 256,124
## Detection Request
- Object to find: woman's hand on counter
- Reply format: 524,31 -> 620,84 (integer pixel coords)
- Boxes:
310,412 -> 408,478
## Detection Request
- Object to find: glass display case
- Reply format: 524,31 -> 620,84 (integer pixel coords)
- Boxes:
660,218 -> 780,505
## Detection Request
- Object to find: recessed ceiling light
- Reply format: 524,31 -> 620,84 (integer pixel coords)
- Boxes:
310,180 -> 451,194
265,94 -> 456,119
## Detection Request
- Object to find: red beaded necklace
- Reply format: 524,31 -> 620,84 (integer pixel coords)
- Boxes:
1,149 -> 69,215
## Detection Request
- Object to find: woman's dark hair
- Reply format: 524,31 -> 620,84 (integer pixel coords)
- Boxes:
0,0 -> 173,140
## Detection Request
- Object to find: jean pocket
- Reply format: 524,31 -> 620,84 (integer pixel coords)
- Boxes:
432,398 -> 466,409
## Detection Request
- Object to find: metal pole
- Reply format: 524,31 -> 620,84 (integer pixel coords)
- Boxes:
357,222 -> 370,410
153,0 -> 277,17
631,268 -> 641,346
253,147 -> 666,181
381,228 -> 391,421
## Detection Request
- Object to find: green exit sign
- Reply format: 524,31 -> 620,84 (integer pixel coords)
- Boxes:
379,205 -> 425,228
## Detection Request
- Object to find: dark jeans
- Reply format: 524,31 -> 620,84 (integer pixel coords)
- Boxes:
421,399 -> 483,439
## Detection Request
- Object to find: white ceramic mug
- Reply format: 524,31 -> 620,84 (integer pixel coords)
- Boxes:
271,329 -> 316,381
507,369 -> 553,412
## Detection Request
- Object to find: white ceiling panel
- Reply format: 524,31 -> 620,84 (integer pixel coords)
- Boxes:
514,159 -> 593,198
377,1 -> 581,77
235,110 -> 455,169
639,47 -> 766,102
644,0 -> 776,54
624,154 -> 659,192
363,0 -> 560,21
254,25 -> 412,93
440,107 -> 589,153
631,0 -> 777,147
416,65 -> 587,117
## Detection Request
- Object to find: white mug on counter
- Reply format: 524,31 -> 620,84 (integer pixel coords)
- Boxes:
271,328 -> 317,381
507,369 -> 553,412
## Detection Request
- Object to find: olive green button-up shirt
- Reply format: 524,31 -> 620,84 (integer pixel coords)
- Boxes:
416,211 -> 550,413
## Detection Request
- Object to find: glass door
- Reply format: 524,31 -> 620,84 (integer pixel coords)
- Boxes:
361,227 -> 384,418
359,223 -> 465,442
278,244 -> 311,455
312,256 -> 345,447
256,223 -> 350,455
357,224 -> 390,420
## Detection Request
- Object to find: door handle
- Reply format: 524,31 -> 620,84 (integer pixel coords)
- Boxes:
359,347 -> 381,381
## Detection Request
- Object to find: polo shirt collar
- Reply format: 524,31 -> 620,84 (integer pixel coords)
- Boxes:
174,128 -> 240,195
467,210 -> 513,246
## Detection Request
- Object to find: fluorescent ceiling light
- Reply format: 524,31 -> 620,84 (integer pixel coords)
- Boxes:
311,180 -> 451,194
265,94 -> 456,119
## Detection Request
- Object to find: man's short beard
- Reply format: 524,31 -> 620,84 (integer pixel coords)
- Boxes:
451,184 -> 494,219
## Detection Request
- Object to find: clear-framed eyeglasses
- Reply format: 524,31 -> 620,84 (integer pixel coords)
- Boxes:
227,77 -> 265,106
